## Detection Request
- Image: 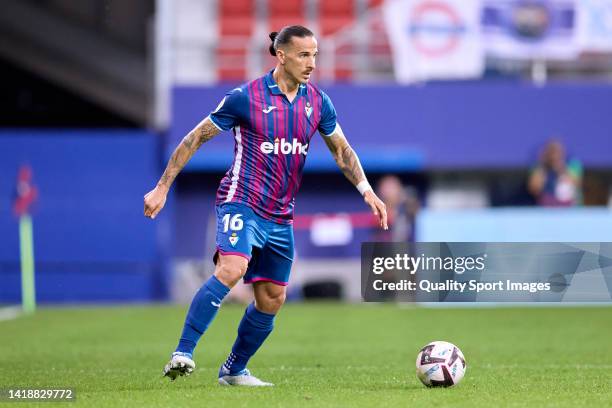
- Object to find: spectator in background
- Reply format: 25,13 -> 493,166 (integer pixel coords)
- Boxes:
528,140 -> 582,206
373,175 -> 420,242
369,175 -> 420,302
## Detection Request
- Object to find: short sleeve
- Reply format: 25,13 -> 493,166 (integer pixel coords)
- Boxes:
208,88 -> 246,131
318,91 -> 338,137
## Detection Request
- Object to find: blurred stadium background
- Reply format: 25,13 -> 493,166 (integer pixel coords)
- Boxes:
1,0 -> 612,306
1,2 -> 612,406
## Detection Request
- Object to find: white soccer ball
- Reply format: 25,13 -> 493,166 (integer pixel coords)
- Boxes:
415,341 -> 466,387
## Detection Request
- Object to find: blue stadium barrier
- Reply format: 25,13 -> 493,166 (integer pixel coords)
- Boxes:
417,208 -> 612,241
170,81 -> 612,170
0,130 -> 172,303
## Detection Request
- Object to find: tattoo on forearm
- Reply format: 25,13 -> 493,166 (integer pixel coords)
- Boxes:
337,144 -> 365,185
325,134 -> 366,186
158,119 -> 220,188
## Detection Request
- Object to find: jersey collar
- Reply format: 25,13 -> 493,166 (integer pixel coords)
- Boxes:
265,70 -> 308,97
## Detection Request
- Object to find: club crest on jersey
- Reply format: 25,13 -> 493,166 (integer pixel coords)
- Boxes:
229,233 -> 239,247
305,102 -> 312,118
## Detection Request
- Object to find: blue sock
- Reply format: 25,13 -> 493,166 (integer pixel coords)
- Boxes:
176,275 -> 230,356
223,303 -> 275,374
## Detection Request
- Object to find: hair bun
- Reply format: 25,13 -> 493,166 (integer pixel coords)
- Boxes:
268,32 -> 279,56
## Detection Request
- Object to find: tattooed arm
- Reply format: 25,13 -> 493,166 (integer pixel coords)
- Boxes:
322,125 -> 388,230
144,117 -> 221,219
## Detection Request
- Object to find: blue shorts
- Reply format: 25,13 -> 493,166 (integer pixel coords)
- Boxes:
214,202 -> 294,286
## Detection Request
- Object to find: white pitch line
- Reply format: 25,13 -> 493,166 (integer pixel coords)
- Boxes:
0,306 -> 22,322
416,302 -> 612,309
263,364 -> 612,371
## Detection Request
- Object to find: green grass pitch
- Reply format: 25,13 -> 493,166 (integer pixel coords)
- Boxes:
1,303 -> 611,407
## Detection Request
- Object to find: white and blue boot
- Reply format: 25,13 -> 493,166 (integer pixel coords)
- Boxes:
218,365 -> 273,386
163,352 -> 195,380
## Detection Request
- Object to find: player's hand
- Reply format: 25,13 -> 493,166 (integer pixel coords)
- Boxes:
144,185 -> 168,219
363,190 -> 388,230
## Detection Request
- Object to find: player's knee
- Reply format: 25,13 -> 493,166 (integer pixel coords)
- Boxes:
214,255 -> 248,288
269,291 -> 286,309
257,291 -> 286,314
215,265 -> 245,288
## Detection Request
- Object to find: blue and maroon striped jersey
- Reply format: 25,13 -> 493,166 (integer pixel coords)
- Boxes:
208,70 -> 338,224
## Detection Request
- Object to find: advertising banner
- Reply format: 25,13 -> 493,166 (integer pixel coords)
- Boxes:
482,0 -> 579,60
383,0 -> 484,83
576,0 -> 612,52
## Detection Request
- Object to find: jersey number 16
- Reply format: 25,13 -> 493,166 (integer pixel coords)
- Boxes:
222,213 -> 244,232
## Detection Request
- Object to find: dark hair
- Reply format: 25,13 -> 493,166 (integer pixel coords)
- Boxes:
268,25 -> 314,56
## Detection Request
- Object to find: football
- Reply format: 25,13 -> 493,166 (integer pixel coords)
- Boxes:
416,341 -> 466,387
